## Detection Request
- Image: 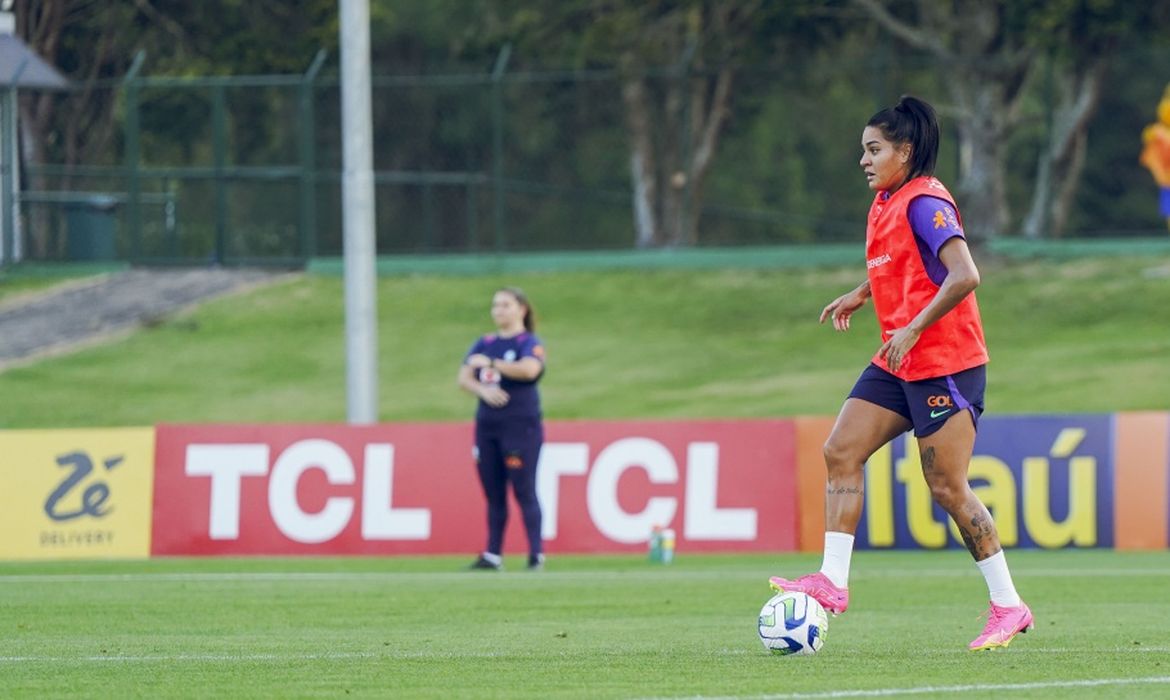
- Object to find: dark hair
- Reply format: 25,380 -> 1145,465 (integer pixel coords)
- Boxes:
866,95 -> 939,182
498,286 -> 536,332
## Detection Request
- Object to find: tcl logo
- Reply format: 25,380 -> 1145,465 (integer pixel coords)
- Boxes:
538,437 -> 757,544
186,440 -> 429,544
183,436 -> 757,546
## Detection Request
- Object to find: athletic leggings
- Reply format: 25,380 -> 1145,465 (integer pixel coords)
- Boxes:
474,417 -> 544,557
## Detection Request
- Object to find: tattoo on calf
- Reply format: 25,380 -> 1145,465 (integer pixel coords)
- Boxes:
826,486 -> 863,495
920,446 -> 936,474
960,528 -> 978,558
958,510 -> 997,560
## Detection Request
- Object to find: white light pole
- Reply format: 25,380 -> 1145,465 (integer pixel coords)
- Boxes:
339,0 -> 378,423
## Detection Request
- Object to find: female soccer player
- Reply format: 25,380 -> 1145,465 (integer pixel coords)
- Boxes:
769,96 -> 1033,650
458,287 -> 547,571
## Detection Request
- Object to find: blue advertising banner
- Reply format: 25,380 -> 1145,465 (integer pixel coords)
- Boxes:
854,415 -> 1113,550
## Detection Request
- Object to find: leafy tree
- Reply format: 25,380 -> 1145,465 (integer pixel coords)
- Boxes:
1020,0 -> 1170,238
16,0 -> 1169,259
478,0 -> 849,248
851,0 -> 1037,240
852,0 -> 1170,240
16,1 -> 142,256
16,0 -> 341,165
14,0 -> 340,256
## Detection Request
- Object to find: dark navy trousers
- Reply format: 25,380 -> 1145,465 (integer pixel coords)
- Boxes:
474,416 -> 544,557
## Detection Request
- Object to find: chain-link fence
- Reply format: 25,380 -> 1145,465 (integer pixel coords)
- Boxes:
9,45 -> 1170,266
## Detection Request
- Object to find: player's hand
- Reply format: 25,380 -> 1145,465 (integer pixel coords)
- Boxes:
466,353 -> 492,369
878,327 -> 921,372
819,292 -> 867,332
478,385 -> 510,407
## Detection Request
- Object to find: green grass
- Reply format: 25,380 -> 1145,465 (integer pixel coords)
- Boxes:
3,262 -> 1166,698
0,254 -> 1168,428
2,551 -> 1168,698
0,272 -> 96,305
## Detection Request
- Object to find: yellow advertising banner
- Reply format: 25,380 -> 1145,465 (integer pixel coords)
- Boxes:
0,428 -> 155,560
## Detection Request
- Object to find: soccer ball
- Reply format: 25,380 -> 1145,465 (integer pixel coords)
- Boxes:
757,591 -> 828,656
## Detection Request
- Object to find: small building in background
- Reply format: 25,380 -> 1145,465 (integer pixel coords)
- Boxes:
0,4 -> 68,264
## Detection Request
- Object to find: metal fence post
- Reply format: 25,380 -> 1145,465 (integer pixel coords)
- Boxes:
422,178 -> 435,250
0,83 -> 17,265
123,51 -> 145,260
677,39 -> 696,246
491,43 -> 511,254
466,151 -> 478,249
299,49 -> 327,260
212,82 -> 228,264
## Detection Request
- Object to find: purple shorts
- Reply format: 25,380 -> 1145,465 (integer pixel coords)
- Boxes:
848,363 -> 986,438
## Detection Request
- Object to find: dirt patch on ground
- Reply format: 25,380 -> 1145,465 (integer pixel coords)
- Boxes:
0,267 -> 296,371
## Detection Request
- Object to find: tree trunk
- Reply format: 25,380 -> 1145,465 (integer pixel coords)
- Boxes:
680,66 -> 733,245
621,74 -> 660,248
1022,57 -> 1108,239
621,63 -> 735,249
1048,128 -> 1088,237
660,64 -> 685,246
17,106 -> 49,258
951,83 -> 1013,240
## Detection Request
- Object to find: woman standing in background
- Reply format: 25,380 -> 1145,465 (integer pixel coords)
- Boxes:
458,287 -> 547,571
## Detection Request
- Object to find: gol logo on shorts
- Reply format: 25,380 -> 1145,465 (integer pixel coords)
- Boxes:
505,454 -> 524,469
926,395 -> 954,408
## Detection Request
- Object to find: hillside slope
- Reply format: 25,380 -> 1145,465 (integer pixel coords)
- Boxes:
0,256 -> 1166,427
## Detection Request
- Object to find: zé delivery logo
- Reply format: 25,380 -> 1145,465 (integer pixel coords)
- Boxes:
0,428 -> 155,560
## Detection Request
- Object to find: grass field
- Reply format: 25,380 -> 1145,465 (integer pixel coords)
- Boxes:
0,270 -> 94,304
2,550 -> 1168,699
1,257 -> 1167,698
0,254 -> 1168,427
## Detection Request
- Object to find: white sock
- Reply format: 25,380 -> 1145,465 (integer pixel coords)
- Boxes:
976,551 -> 1021,607
482,551 -> 502,565
819,531 -> 855,589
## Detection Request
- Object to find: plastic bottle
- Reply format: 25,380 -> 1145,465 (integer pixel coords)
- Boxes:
661,528 -> 676,564
648,525 -> 664,563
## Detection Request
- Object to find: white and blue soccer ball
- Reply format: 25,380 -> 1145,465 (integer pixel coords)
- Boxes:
757,591 -> 828,656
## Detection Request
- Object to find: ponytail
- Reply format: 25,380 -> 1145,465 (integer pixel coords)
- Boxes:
866,95 -> 940,181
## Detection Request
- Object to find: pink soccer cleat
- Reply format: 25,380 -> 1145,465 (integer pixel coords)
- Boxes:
968,601 -> 1034,651
768,572 -> 849,615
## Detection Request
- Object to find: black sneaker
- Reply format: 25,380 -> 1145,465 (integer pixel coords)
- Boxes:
468,555 -> 502,571
527,554 -> 545,571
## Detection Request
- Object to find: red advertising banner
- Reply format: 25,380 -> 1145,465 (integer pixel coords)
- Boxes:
152,420 -> 798,556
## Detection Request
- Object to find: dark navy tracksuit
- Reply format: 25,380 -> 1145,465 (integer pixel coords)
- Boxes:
465,332 -> 545,559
